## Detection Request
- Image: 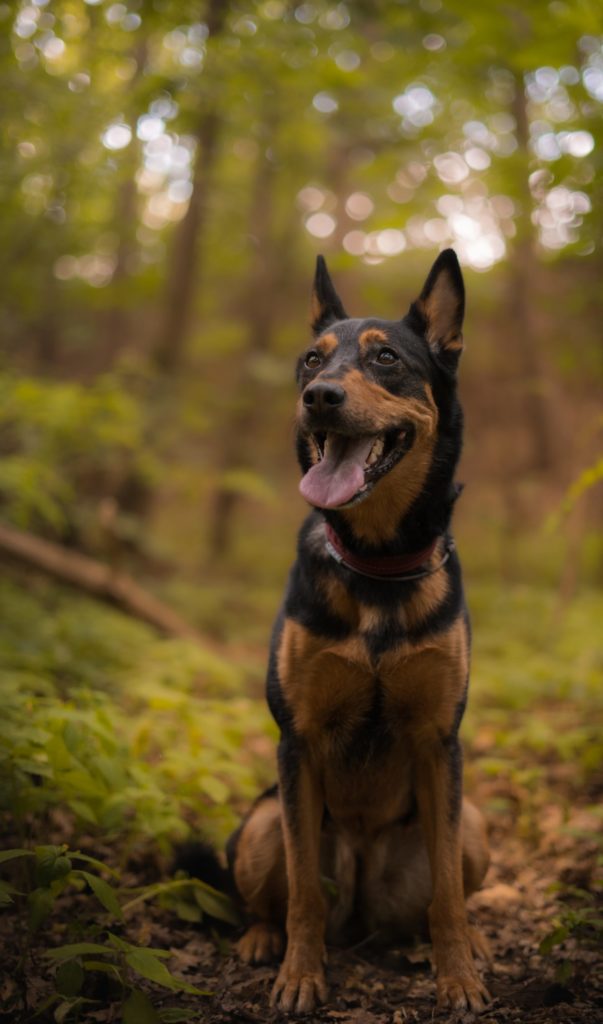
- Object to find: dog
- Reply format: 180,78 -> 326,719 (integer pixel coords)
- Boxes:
227,249 -> 490,1014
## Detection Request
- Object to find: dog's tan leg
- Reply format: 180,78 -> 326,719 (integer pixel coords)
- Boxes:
414,741 -> 490,1012
462,797 -> 490,896
270,752 -> 328,1014
462,798 -> 491,964
362,797 -> 490,941
233,792 -> 287,963
238,921 -> 284,965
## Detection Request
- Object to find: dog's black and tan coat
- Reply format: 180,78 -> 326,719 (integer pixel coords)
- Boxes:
228,250 -> 490,1014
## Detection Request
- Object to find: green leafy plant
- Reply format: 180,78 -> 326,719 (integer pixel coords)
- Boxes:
0,372 -> 156,541
0,574 -> 271,1018
539,884 -> 603,983
0,576 -> 274,851
0,844 -> 243,1020
122,876 -> 240,928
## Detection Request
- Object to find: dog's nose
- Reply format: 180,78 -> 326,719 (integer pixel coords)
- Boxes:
303,382 -> 346,413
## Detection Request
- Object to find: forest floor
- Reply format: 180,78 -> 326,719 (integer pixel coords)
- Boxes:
0,575 -> 602,1023
2,754 -> 602,1024
128,781 -> 603,1024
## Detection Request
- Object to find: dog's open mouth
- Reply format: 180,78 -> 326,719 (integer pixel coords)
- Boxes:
299,426 -> 413,510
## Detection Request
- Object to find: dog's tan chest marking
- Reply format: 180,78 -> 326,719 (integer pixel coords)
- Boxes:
278,609 -> 468,721
277,613 -> 468,838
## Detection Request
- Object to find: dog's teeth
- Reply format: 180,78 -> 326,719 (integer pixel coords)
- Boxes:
366,437 -> 384,467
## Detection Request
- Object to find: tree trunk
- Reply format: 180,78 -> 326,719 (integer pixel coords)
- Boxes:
35,269 -> 60,370
508,72 -> 558,473
104,38 -> 149,360
153,0 -> 228,374
206,101 -> 287,559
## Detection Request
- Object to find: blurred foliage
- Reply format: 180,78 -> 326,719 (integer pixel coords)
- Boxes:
0,576 -> 275,850
466,583 -> 603,785
0,570 -> 600,855
0,372 -> 155,538
0,569 -> 270,1017
0,0 -> 601,572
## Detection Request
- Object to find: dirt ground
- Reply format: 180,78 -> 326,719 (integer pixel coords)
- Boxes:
1,780 -> 601,1024
153,796 -> 603,1024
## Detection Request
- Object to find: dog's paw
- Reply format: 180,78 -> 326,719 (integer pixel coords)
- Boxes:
270,959 -> 328,1014
468,924 -> 492,964
436,969 -> 490,1013
237,922 -> 284,965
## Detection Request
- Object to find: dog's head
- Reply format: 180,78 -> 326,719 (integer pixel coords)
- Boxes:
296,250 -> 465,531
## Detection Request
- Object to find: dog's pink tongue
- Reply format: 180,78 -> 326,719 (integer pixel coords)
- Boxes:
299,434 -> 374,509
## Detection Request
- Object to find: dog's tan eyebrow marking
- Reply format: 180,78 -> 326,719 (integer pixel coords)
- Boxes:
359,328 -> 388,349
316,332 -> 339,356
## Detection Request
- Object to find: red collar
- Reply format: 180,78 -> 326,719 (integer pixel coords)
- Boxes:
325,523 -> 447,581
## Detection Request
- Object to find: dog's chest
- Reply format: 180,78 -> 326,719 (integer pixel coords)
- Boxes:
276,574 -> 467,838
304,639 -> 417,839
278,611 -> 434,741
277,579 -> 467,745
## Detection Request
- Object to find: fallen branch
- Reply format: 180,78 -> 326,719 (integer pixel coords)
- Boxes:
0,521 -> 204,643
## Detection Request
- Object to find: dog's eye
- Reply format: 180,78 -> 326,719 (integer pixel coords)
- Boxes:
376,348 -> 399,365
305,351 -> 321,369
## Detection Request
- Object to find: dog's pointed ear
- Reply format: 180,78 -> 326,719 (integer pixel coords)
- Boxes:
311,255 -> 348,335
409,249 -> 465,368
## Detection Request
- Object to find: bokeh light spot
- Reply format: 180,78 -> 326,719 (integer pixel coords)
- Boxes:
296,186 -> 325,212
313,92 -> 338,113
41,36 -> 66,60
102,123 -> 132,151
376,229 -> 406,255
423,34 -> 445,51
564,130 -> 595,157
137,116 -> 165,142
434,152 -> 469,184
345,192 -> 374,220
343,230 -> 366,255
465,147 -> 491,170
334,50 -> 360,72
305,212 -> 336,238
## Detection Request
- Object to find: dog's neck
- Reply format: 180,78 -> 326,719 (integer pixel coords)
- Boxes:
323,521 -> 445,580
322,482 -> 460,557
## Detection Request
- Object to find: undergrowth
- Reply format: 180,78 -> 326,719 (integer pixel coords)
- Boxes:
0,573 -> 274,1019
0,570 -> 601,1020
465,581 -> 603,809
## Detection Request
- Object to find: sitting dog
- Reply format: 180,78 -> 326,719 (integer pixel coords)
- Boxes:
227,250 -> 490,1014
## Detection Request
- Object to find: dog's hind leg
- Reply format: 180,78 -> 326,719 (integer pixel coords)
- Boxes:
460,798 -> 490,897
362,797 -> 489,940
228,788 -> 287,964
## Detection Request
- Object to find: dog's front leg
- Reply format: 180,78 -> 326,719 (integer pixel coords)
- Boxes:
414,732 -> 489,1012
271,736 -> 327,1014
